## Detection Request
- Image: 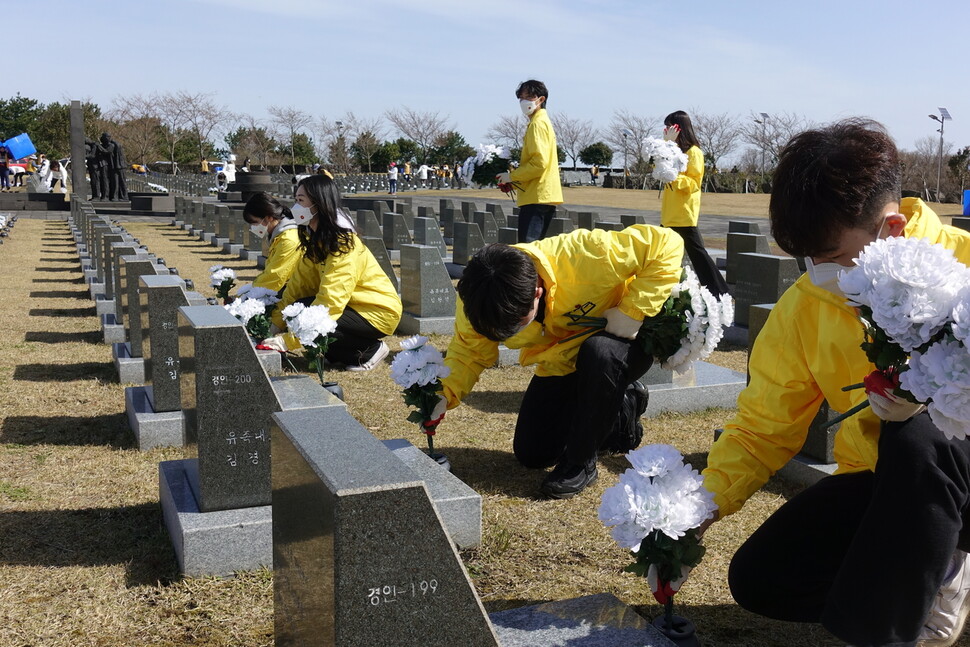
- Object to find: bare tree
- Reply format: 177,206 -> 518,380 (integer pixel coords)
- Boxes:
690,110 -> 741,181
180,91 -> 233,165
739,111 -> 812,175
154,92 -> 193,174
901,136 -> 953,201
385,107 -> 451,163
109,94 -> 163,165
228,114 -> 279,170
319,113 -> 386,172
485,114 -> 527,149
603,109 -> 659,170
552,113 -> 596,169
268,105 -> 314,172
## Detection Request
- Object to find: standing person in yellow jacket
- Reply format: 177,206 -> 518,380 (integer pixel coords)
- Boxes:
496,79 -> 563,243
696,120 -> 970,647
242,192 -> 302,293
425,225 -> 684,498
659,110 -> 729,297
269,175 -> 402,371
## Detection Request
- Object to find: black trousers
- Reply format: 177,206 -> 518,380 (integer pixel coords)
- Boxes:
107,169 -> 128,200
669,226 -> 729,297
518,203 -> 556,243
295,299 -> 385,366
728,412 -> 970,647
513,332 -> 652,468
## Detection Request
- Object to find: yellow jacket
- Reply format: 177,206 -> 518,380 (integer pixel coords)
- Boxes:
509,108 -> 563,207
271,234 -> 403,335
441,225 -> 684,407
703,199 -> 970,517
660,146 -> 703,227
252,223 -> 301,293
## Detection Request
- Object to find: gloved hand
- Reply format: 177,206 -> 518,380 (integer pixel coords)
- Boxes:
868,391 -> 925,422
663,124 -> 680,142
495,172 -> 511,185
257,335 -> 289,352
604,307 -> 642,339
647,563 -> 691,604
423,395 -> 448,432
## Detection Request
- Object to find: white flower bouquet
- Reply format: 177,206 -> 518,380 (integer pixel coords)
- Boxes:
390,335 -> 451,456
599,444 -> 717,632
462,144 -> 518,197
224,284 -> 280,340
281,302 -> 338,385
562,267 -> 734,373
209,265 -> 237,303
642,138 -> 689,184
825,236 -> 970,437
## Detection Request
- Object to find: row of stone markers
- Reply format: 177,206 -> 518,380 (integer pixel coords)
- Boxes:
0,212 -> 16,244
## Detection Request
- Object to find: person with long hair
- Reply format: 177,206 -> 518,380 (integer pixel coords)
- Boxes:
242,192 -> 301,292
270,175 -> 401,370
659,110 -> 729,297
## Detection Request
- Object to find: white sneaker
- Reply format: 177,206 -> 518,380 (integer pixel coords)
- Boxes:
346,341 -> 389,372
919,550 -> 970,647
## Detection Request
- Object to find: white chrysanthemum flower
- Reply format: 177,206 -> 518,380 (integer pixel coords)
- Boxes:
400,335 -> 428,351
927,385 -> 970,440
641,138 -> 689,183
952,287 -> 970,345
390,341 -> 449,388
627,444 -> 687,478
281,302 -> 306,319
224,298 -> 265,326
657,266 -> 726,373
900,338 -> 970,404
285,304 -> 337,347
838,237 -> 969,352
209,265 -> 236,287
236,284 -> 280,306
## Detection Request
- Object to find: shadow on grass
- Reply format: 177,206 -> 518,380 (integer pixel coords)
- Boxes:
33,266 -> 79,273
0,503 -> 180,586
436,446 -> 548,500
32,276 -> 85,284
39,249 -> 78,254
28,290 -> 89,299
462,390 -> 524,415
29,306 -> 97,317
13,361 -> 114,382
0,413 -> 134,449
24,330 -> 104,344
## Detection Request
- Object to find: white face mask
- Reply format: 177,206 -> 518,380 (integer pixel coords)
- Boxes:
805,257 -> 845,298
290,202 -> 314,224
520,98 -> 540,117
249,223 -> 268,239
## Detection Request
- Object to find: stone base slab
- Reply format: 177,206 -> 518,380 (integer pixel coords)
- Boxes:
644,361 -> 744,416
125,385 -> 185,450
494,344 -> 519,367
100,313 -> 125,344
222,242 -> 243,256
396,313 -> 456,335
112,342 -> 145,384
95,295 -> 116,316
211,237 -> 228,249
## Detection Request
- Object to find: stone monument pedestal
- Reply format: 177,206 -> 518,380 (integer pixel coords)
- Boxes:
396,313 -> 455,335
112,341 -> 145,384
125,385 -> 185,450
641,362 -> 745,416
100,313 -> 125,344
95,294 -> 115,316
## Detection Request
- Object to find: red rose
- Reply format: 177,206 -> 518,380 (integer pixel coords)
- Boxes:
863,368 -> 900,398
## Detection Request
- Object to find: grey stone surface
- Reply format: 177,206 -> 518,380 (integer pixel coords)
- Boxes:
643,361 -> 745,416
110,247 -> 147,322
412,216 -> 448,257
141,275 -> 203,413
178,305 -> 341,512
494,344 -> 520,367
361,236 -> 399,291
491,593 -> 676,647
728,220 -> 762,234
101,313 -> 125,344
112,341 -> 145,384
159,459 -> 272,577
953,217 -> 970,233
473,211 -> 499,244
545,218 -> 574,236
95,295 -> 115,316
732,253 -> 801,326
356,209 -> 382,239
498,227 -> 518,245
125,385 -> 185,450
382,212 -> 413,250
400,244 -> 456,318
441,207 -> 463,240
620,214 -> 647,228
577,211 -> 596,230
272,407 -> 499,647
725,232 -> 770,284
485,202 -> 508,228
119,254 -> 166,357
382,438 -> 481,548
595,221 -> 623,231
453,220 -> 486,266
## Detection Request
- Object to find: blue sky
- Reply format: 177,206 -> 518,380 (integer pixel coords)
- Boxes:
8,0 -> 967,161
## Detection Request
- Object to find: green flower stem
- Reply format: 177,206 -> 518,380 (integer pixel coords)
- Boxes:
556,328 -> 599,344
426,432 -> 435,455
665,597 -> 674,632
819,400 -> 871,430
841,382 -> 865,392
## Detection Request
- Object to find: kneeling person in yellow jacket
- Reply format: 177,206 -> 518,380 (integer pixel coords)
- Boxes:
270,175 -> 402,371
434,226 -> 684,498
699,120 -> 970,647
243,192 -> 301,294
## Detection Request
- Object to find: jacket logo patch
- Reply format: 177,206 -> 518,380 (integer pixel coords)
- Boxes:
564,301 -> 597,323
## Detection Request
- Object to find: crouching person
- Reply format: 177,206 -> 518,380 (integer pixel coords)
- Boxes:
432,225 -> 684,499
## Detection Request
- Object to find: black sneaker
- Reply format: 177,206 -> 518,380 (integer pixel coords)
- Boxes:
540,458 -> 598,499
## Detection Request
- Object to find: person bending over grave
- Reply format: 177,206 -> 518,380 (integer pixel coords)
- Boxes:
659,110 -> 729,297
697,119 -> 970,647
495,79 -> 563,243
243,192 -> 302,293
269,175 -> 402,371
431,226 -> 684,499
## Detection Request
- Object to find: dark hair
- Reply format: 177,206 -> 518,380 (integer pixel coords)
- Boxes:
243,192 -> 291,224
769,118 -> 901,258
457,244 -> 538,342
296,174 -> 354,263
516,80 -> 549,108
664,111 -> 700,153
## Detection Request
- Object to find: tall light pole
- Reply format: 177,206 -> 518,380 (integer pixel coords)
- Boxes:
621,128 -> 633,190
753,112 -> 769,184
335,120 -> 344,174
929,107 -> 951,201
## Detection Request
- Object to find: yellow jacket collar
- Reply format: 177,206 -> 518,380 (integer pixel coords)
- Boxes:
900,197 -> 943,241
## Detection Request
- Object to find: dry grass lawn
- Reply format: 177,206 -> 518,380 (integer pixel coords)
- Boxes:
1,195 -> 967,646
